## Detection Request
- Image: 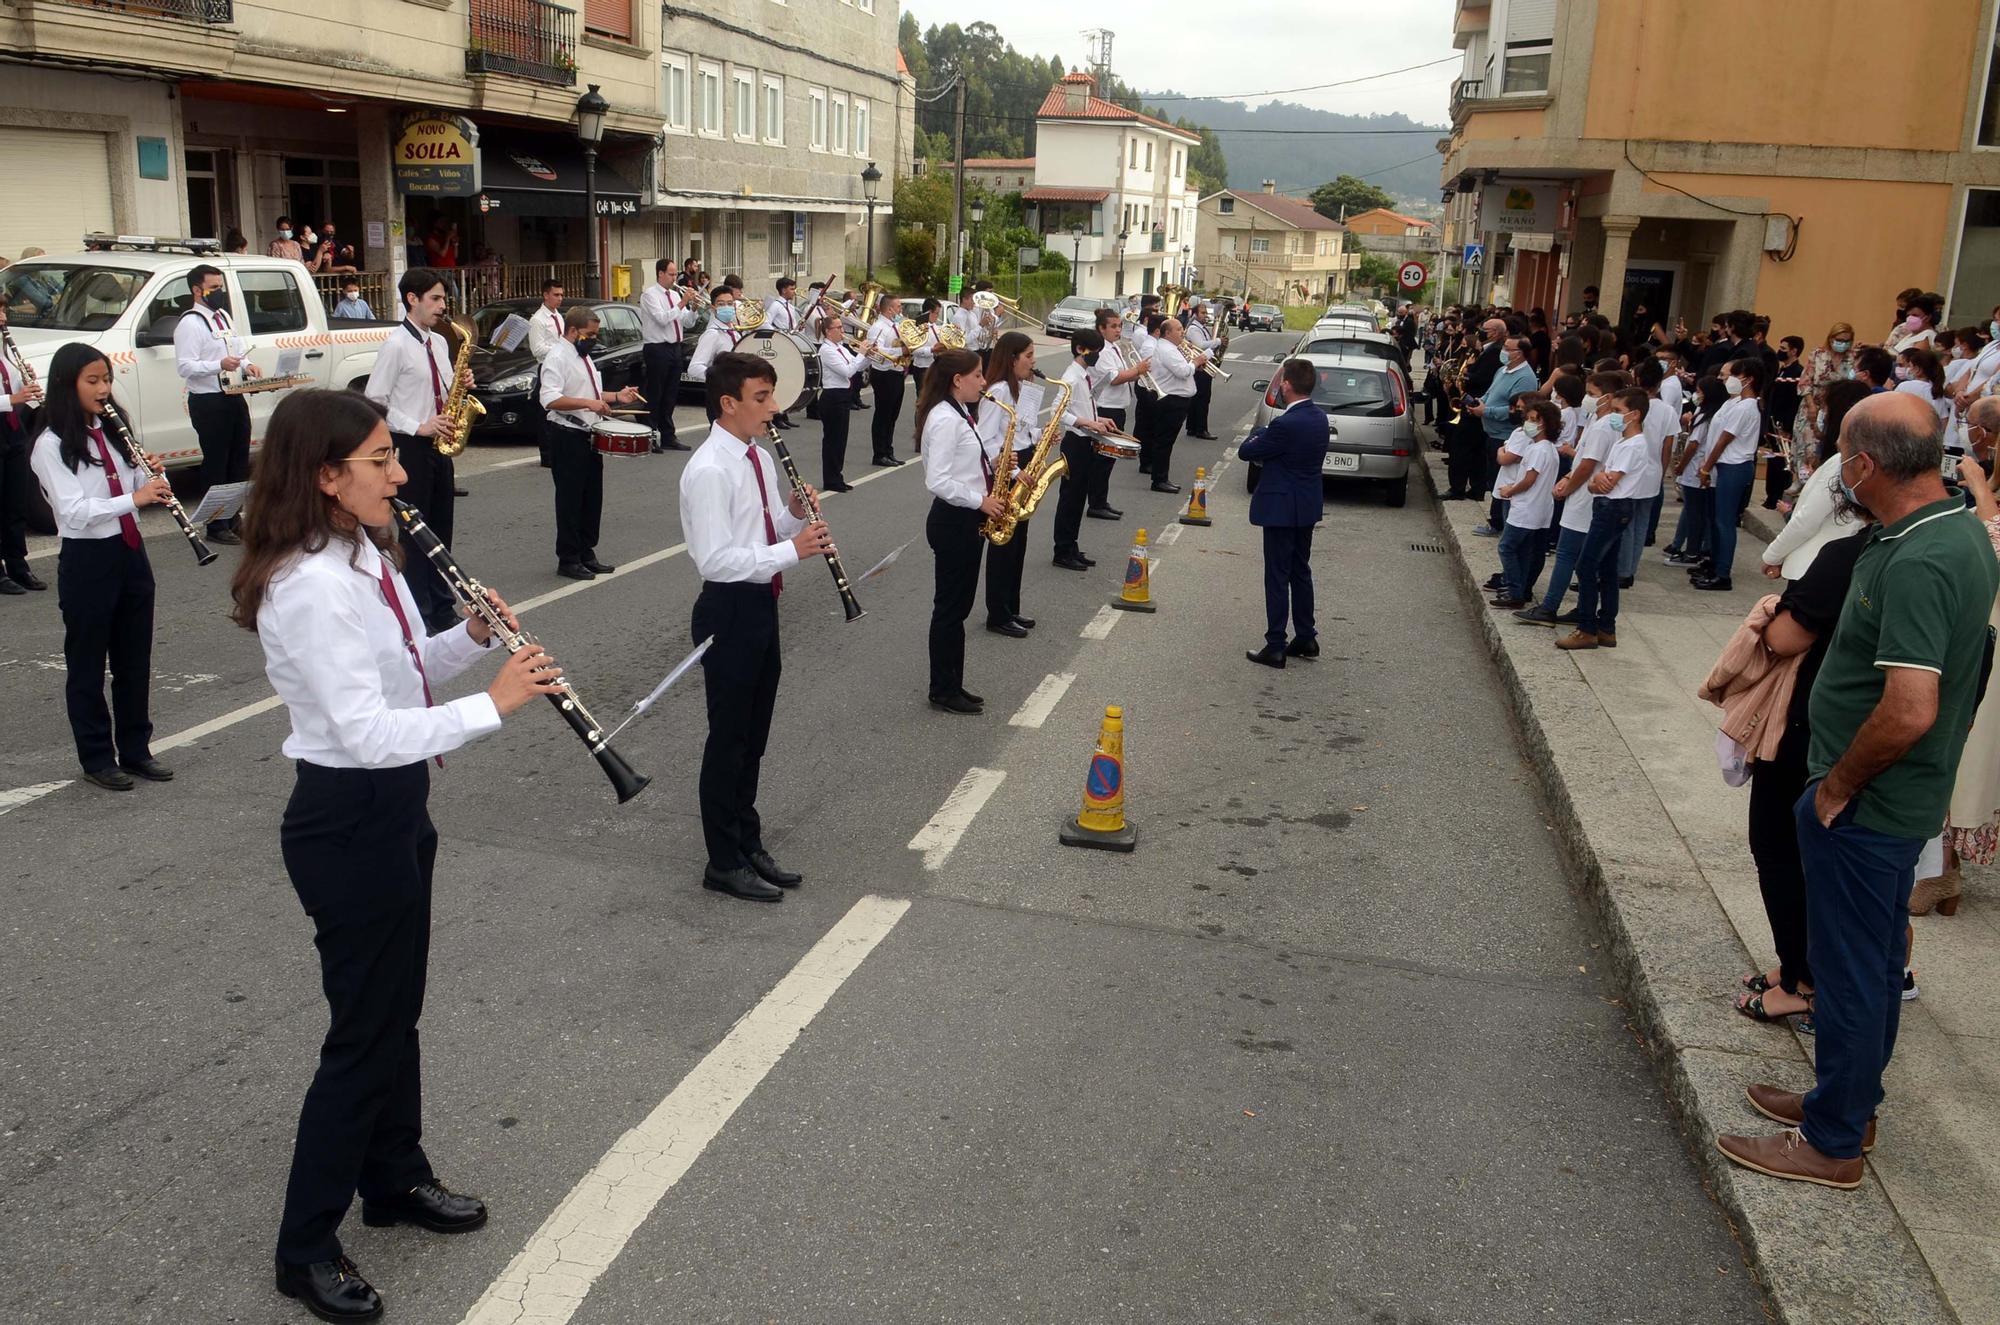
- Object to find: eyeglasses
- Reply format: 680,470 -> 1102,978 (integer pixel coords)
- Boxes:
336,452 -> 398,468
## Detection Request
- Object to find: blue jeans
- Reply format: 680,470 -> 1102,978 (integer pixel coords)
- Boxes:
1536,526 -> 1587,614
1709,461 -> 1755,580
1618,492 -> 1662,580
1574,497 -> 1634,635
1497,523 -> 1548,602
1669,485 -> 1712,557
1793,782 -> 1925,1160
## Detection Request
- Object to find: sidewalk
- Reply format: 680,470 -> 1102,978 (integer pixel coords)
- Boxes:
1422,453 -> 1999,1325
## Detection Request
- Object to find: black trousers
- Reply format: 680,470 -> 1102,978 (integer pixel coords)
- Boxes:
277,759 -> 437,1267
644,341 -> 683,441
188,391 -> 250,532
1445,417 -> 1486,497
1189,370 -> 1213,436
1152,394 -> 1191,486
1747,725 -> 1815,994
693,581 -> 781,872
926,498 -> 984,699
1260,524 -> 1316,649
391,432 -> 457,629
1052,432 -> 1095,557
1089,406 -> 1125,509
984,451 -> 1032,622
871,369 -> 906,458
1135,387 -> 1160,471
0,423 -> 30,570
1763,451 -> 1790,507
56,535 -> 154,772
910,364 -> 929,402
546,420 -> 603,565
820,386 -> 852,487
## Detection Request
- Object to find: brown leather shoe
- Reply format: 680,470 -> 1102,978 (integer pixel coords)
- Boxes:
1596,632 -> 1617,648
1745,1084 -> 1876,1153
1555,629 -> 1599,651
1715,1128 -> 1863,1189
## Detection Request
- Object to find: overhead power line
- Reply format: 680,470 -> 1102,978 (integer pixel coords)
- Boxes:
1139,55 -> 1463,104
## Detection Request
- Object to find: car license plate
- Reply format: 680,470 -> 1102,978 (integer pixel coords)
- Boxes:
1325,452 -> 1360,473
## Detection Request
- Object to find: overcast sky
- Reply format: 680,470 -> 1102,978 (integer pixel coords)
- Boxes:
898,0 -> 1461,126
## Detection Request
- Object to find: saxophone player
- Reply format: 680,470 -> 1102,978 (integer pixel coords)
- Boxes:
980,331 -> 1040,638
540,307 -> 640,581
364,268 -> 465,632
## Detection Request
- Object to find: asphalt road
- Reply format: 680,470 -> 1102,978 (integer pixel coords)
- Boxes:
0,331 -> 1762,1323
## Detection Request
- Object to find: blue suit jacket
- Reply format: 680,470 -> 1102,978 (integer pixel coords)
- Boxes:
1242,399 -> 1329,528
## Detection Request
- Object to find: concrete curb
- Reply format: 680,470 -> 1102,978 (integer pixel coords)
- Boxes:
1417,451 -> 1958,1325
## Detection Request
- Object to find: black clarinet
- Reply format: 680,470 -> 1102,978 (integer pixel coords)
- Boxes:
390,499 -> 650,803
100,400 -> 217,566
766,428 -> 865,622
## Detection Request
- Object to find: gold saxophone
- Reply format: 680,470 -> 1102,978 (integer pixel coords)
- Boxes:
435,314 -> 485,457
983,373 -> 1071,546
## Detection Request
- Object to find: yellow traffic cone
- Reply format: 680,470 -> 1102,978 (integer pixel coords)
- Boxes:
1111,528 -> 1156,613
1059,704 -> 1137,852
1179,467 -> 1212,526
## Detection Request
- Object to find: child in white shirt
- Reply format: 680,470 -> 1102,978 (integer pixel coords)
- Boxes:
1494,399 -> 1563,607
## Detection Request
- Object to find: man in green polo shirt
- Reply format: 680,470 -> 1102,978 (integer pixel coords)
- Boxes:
1720,392 -> 1998,1189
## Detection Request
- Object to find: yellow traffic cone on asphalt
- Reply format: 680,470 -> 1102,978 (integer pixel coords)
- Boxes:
1059,704 -> 1137,852
1111,529 -> 1156,613
1179,468 -> 1212,526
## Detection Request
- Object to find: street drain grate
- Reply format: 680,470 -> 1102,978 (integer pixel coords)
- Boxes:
1409,541 -> 1446,553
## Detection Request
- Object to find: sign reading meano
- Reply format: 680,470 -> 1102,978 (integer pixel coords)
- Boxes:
1479,182 -> 1559,235
395,112 -> 482,197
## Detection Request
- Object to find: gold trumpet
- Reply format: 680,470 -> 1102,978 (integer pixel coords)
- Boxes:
1177,338 -> 1231,381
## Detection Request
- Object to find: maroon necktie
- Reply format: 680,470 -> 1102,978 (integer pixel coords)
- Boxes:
424,338 -> 445,414
0,359 -> 15,436
744,444 -> 783,599
89,428 -> 142,549
377,560 -> 444,768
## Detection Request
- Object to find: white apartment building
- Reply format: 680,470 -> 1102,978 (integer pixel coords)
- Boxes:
1021,73 -> 1201,300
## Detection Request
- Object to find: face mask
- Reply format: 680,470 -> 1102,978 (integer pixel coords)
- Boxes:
203,287 -> 229,309
1831,339 -> 1851,353
1991,322 -> 2000,341
715,305 -> 737,325
1524,420 -> 1543,439
279,228 -> 293,240
1607,414 -> 1628,436
342,290 -> 359,302
575,336 -> 599,356
1894,364 -> 1915,380
1584,394 -> 1602,415
1724,376 -> 1745,397
1082,352 -> 1100,368
1837,460 -> 1872,517
1905,314 -> 1924,333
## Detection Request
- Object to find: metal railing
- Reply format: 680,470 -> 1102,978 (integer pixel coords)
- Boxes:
314,262 -> 599,318
1148,231 -> 1166,253
466,0 -> 577,87
76,0 -> 233,20
1450,78 -> 1485,118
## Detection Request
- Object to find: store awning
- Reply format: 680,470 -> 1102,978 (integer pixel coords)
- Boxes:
479,133 -> 644,220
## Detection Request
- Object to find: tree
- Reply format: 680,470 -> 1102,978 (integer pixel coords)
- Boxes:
893,171 -> 953,228
1186,123 -> 1228,196
1354,253 -> 1400,291
1310,175 -> 1395,224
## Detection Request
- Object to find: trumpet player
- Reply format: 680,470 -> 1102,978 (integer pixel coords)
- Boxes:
867,293 -> 910,466
0,300 -> 44,595
364,268 -> 464,633
815,314 -> 862,493
177,264 -> 259,546
981,331 -> 1040,637
640,260 -> 695,451
1147,318 -> 1204,493
541,307 -> 640,581
1185,302 -> 1222,440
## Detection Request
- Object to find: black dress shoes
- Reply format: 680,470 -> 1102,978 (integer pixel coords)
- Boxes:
0,576 -> 23,596
121,757 -> 174,781
930,692 -> 983,715
1192,431 -> 1219,440
1151,481 -> 1182,494
827,480 -> 855,493
1080,554 -> 1097,567
1053,553 -> 1090,571
452,485 -> 470,497
557,562 -> 596,581
276,1254 -> 383,1322
1284,639 -> 1320,659
1087,505 -> 1123,520
986,618 -> 1029,638
361,1179 -> 488,1233
958,687 -> 984,706
1693,576 -> 1734,591
206,527 -> 242,545
9,567 -> 46,591
582,558 -> 617,575
658,438 -> 691,451
83,766 -> 135,791
872,455 -> 904,467
746,849 -> 802,888
703,865 -> 783,903
1012,615 -> 1036,630
1246,645 -> 1287,669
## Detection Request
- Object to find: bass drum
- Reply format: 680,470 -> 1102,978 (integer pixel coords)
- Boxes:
741,328 -> 820,413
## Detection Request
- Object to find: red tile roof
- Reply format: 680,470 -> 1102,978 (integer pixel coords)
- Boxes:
953,158 -> 1036,171
1218,190 -> 1341,232
1347,206 -> 1437,231
1022,186 -> 1110,203
1034,75 -> 1202,144
896,49 -> 909,76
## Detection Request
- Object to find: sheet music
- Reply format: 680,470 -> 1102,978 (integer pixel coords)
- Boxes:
275,349 -> 302,378
492,314 -> 531,353
187,481 -> 249,526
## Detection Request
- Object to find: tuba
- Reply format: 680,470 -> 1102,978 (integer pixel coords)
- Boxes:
434,313 -> 485,457
983,372 -> 1071,546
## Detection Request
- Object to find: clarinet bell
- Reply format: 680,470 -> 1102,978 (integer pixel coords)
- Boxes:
191,536 -> 219,567
597,746 -> 651,804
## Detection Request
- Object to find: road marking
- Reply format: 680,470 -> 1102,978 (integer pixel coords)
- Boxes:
0,781 -> 71,816
1009,672 -> 1075,728
908,767 -> 1006,870
1080,604 -> 1120,639
153,696 -> 286,753
458,894 -> 912,1325
510,543 -> 689,613
1156,523 -> 1183,546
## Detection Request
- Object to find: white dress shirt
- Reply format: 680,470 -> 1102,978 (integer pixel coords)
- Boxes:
1092,341 -> 1135,411
867,316 -> 907,374
1058,360 -> 1100,434
31,426 -> 143,539
538,338 -> 607,431
640,282 -> 691,346
0,354 -> 26,426
259,533 -> 500,769
174,303 -> 237,394
763,295 -> 802,333
922,401 -> 998,510
980,380 -> 1044,457
818,338 -> 862,391
687,320 -> 742,383
911,321 -> 942,370
679,423 -> 807,584
1129,329 -> 1158,392
526,303 -> 569,361
364,319 -> 451,436
1151,338 -> 1197,399
1185,319 -> 1216,353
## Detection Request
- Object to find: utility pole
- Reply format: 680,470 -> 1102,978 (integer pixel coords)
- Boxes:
950,74 -> 968,289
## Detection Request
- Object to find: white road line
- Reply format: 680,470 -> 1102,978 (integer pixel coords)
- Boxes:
1156,523 -> 1183,546
1080,604 -> 1120,640
458,894 -> 912,1325
0,781 -> 72,816
153,696 -> 286,753
1009,672 -> 1075,729
510,543 -> 689,613
907,767 -> 1006,870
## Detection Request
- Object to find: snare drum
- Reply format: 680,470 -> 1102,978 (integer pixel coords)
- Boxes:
591,419 -> 657,457
1093,431 -> 1142,461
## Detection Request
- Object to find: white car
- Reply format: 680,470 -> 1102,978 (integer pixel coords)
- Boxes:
1,240 -> 392,472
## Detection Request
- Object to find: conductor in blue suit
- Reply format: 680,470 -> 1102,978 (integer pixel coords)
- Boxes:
1241,358 -> 1329,668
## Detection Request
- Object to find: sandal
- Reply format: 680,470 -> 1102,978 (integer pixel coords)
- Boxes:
1734,989 -> 1810,1023
1739,971 -> 1773,995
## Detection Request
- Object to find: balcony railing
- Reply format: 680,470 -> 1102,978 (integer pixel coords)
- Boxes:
467,0 -> 578,87
75,0 -> 233,20
1148,230 -> 1166,253
1450,77 -> 1484,119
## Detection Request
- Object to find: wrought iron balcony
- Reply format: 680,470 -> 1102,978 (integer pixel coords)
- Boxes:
1450,78 -> 1485,120
467,0 -> 578,88
76,0 -> 233,20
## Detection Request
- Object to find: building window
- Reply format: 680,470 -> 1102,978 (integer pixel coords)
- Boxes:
732,70 -> 756,143
698,62 -> 723,137
1981,10 -> 2000,146
1168,209 -> 1178,242
722,210 -> 744,272
762,77 -> 784,145
1144,141 -> 1153,172
1953,188 -> 2000,319
809,88 -> 827,150
1502,41 -> 1552,94
857,0 -> 872,10
584,0 -> 630,40
852,97 -> 870,156
1128,139 -> 1138,169
662,53 -> 690,133
830,95 -> 848,156
1250,237 -> 1270,254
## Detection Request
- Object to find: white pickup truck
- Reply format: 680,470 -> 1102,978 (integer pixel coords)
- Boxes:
1,242 -> 394,471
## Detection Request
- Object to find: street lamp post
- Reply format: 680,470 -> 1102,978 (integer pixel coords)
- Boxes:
1180,243 -> 1190,288
861,160 -> 882,282
1115,228 -> 1129,298
574,83 -> 609,299
1069,222 -> 1084,296
968,195 -> 986,283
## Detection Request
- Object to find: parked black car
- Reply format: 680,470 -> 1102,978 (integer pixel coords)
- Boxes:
463,297 -> 709,442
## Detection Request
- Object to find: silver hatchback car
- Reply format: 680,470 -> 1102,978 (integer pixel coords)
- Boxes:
1245,351 -> 1417,507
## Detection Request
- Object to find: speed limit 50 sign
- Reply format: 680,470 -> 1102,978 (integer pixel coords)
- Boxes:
1397,261 -> 1428,291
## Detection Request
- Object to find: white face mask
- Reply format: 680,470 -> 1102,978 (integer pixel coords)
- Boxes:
1584,394 -> 1602,415
1724,376 -> 1745,397
1524,420 -> 1543,439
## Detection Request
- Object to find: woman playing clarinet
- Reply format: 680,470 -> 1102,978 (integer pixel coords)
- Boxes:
228,389 -> 562,1323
